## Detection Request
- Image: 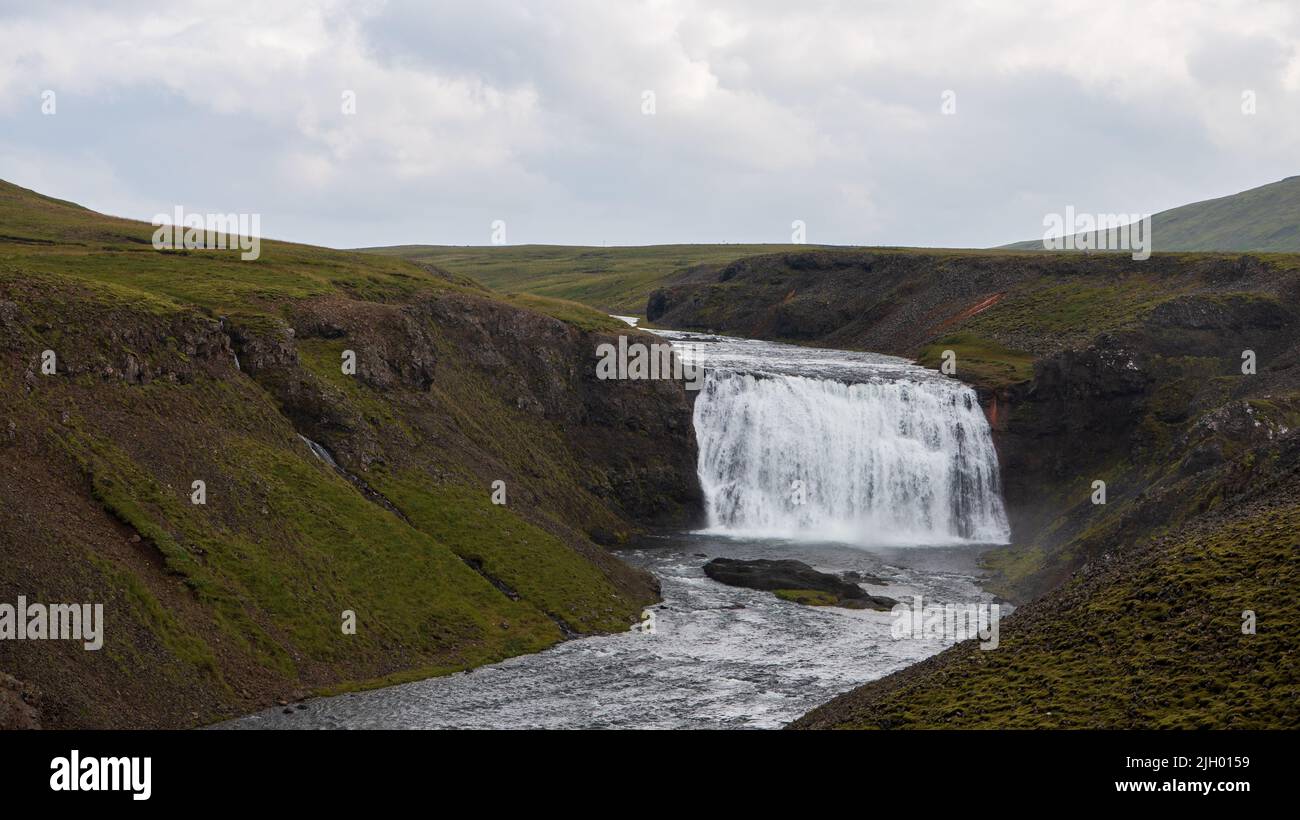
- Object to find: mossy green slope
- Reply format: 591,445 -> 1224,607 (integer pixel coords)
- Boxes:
362,243 -> 823,315
794,485 -> 1300,729
1001,175 -> 1300,253
0,180 -> 697,728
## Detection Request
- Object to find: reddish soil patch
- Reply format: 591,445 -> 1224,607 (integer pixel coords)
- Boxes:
934,292 -> 1006,333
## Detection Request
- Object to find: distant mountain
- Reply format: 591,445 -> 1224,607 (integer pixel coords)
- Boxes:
1001,176 -> 1300,253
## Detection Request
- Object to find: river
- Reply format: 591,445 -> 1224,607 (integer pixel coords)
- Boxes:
221,330 -> 1009,729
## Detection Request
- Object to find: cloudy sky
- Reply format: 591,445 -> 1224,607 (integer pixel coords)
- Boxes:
1,0 -> 1298,248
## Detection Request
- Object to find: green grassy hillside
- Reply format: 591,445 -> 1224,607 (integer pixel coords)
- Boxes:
1002,175 -> 1300,252
0,180 -> 699,728
795,485 -> 1300,728
360,243 -> 825,315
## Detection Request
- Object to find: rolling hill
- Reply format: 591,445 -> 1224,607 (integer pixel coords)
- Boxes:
359,243 -> 825,315
1001,176 -> 1300,253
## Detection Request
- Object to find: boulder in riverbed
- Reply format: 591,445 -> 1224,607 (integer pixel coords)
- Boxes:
703,558 -> 898,610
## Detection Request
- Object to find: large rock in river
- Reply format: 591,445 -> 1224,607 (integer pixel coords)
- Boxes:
702,558 -> 897,610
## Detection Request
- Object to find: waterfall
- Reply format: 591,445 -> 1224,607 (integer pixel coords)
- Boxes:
298,434 -> 340,469
692,368 -> 1010,546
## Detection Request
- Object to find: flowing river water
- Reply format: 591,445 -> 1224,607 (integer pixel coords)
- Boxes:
223,331 -> 1010,729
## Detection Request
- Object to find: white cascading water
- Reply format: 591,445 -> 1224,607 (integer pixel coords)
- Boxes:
668,332 -> 1011,546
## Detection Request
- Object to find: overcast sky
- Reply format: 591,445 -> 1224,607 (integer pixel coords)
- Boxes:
1,0 -> 1298,249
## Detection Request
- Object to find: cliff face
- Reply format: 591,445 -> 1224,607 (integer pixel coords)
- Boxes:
0,181 -> 701,728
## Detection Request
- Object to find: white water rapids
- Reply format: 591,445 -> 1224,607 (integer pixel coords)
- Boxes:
661,331 -> 1010,546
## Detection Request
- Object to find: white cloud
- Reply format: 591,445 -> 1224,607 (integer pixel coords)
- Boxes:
0,0 -> 1297,248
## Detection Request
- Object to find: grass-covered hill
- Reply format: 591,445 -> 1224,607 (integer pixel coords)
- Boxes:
360,243 -> 821,316
647,247 -> 1300,728
0,180 -> 701,728
1001,176 -> 1300,253
365,176 -> 1300,319
794,479 -> 1300,728
365,177 -> 1300,317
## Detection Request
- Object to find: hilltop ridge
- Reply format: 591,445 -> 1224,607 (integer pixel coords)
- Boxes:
1001,176 -> 1300,253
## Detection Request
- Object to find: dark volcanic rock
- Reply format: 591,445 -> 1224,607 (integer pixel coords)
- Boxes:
704,557 -> 855,594
703,558 -> 898,610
